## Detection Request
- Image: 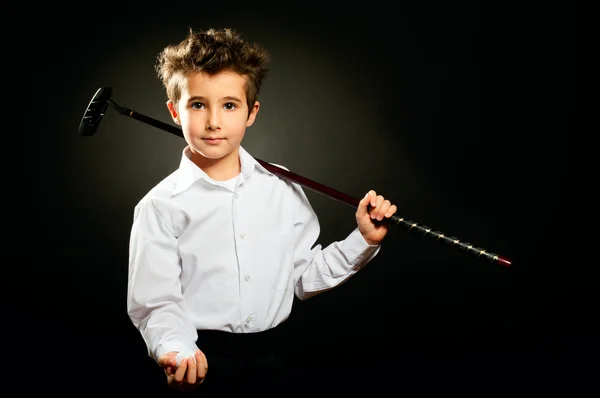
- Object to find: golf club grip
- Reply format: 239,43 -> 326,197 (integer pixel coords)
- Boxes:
390,216 -> 511,266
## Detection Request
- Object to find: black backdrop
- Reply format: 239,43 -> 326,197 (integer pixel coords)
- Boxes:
33,2 -> 583,395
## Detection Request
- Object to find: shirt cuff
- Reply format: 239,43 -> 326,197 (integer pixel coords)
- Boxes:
155,342 -> 199,362
340,227 -> 381,268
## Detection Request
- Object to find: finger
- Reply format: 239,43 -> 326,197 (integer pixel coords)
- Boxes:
186,356 -> 197,385
158,351 -> 180,370
158,356 -> 173,368
378,200 -> 394,221
369,190 -> 377,207
195,349 -> 208,380
371,196 -> 386,220
385,204 -> 398,218
356,191 -> 374,218
372,200 -> 390,221
175,358 -> 188,382
168,358 -> 177,370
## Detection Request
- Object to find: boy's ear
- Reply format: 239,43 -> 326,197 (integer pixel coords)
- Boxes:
167,100 -> 180,125
246,101 -> 260,127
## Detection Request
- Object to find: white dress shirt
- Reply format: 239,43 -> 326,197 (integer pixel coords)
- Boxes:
127,145 -> 381,361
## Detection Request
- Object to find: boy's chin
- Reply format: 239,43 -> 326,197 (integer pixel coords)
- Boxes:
192,146 -> 239,162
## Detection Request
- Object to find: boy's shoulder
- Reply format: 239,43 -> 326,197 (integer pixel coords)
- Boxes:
135,169 -> 179,206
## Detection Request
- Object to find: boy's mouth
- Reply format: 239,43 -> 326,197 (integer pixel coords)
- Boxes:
202,137 -> 224,144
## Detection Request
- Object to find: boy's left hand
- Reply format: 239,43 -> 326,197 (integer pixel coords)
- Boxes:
356,190 -> 397,246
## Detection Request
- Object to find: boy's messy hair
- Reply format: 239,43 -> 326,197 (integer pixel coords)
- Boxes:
156,27 -> 271,115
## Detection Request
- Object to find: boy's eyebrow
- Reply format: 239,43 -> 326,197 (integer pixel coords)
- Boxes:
187,96 -> 243,103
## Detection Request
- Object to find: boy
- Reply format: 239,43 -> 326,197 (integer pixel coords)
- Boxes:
127,27 -> 397,392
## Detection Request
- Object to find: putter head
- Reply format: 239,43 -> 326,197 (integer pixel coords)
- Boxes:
78,87 -> 113,136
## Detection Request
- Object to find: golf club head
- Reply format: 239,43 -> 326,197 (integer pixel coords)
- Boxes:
78,87 -> 113,136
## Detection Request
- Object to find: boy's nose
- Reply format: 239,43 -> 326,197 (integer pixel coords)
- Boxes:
206,112 -> 221,130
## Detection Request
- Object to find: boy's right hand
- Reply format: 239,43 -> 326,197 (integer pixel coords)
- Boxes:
158,349 -> 208,391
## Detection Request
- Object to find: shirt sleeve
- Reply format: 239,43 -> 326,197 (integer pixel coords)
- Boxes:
290,183 -> 381,300
127,199 -> 199,362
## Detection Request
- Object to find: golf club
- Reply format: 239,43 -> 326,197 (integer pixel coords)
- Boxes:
79,86 -> 512,268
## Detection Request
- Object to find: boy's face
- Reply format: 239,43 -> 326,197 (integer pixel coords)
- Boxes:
167,70 -> 259,168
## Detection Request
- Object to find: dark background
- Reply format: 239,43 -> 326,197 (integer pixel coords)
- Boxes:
33,1 -> 583,395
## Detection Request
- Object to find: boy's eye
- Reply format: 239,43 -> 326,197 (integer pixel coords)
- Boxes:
224,103 -> 237,110
191,102 -> 205,110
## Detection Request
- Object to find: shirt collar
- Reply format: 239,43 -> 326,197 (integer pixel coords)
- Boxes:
172,145 -> 276,196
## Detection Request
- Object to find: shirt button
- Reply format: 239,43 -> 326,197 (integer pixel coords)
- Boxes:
246,316 -> 252,323
240,232 -> 246,239
245,274 -> 251,282
234,193 -> 239,199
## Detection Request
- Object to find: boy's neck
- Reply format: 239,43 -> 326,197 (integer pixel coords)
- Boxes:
191,148 -> 241,181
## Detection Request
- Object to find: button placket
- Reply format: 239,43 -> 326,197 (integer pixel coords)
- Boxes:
233,182 -> 255,330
